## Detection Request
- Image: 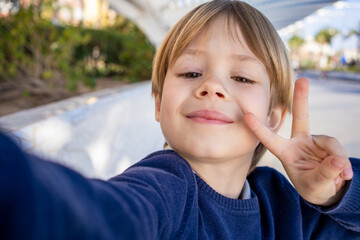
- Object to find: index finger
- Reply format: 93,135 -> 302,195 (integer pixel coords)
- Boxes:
244,112 -> 286,158
292,78 -> 310,137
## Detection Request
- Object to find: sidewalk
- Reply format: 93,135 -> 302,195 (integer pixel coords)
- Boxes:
298,70 -> 360,82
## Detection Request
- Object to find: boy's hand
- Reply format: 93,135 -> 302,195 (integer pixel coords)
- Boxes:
244,78 -> 353,206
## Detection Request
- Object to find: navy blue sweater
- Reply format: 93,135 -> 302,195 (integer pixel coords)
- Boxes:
1,133 -> 360,239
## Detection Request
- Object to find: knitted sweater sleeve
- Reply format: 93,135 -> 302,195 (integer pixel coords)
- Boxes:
0,133 -> 196,240
303,157 -> 360,233
248,158 -> 360,239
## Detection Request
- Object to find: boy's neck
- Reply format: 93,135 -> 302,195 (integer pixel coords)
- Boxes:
185,155 -> 253,199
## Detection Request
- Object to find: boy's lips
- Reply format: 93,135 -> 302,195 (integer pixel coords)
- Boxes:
186,109 -> 234,124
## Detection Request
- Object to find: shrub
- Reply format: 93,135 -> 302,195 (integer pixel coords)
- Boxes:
0,7 -> 155,101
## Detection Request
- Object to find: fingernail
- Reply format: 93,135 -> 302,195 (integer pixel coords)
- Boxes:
343,167 -> 353,178
331,158 -> 345,169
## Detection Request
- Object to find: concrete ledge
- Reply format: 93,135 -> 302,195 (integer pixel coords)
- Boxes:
0,83 -> 140,132
0,81 -> 164,179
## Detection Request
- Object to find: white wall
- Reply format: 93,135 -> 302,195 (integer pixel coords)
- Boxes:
0,81 -> 165,179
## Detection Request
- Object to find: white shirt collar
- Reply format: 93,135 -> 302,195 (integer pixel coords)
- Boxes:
239,179 -> 251,200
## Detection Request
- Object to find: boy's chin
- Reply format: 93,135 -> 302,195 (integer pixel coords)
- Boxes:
173,143 -> 255,164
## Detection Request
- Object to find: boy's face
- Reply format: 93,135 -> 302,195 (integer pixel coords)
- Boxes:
155,17 -> 283,165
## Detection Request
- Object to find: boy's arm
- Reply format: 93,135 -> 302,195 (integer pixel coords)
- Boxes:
244,78 -> 353,207
0,133 -> 190,239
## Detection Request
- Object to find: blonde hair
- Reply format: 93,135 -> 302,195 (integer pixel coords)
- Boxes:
152,0 -> 293,170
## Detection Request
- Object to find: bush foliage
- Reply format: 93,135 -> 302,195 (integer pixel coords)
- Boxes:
0,7 -> 155,100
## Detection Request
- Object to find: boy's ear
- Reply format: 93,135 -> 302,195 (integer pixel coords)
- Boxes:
154,93 -> 161,122
266,106 -> 287,133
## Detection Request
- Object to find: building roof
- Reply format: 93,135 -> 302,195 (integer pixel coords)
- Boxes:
106,0 -> 337,47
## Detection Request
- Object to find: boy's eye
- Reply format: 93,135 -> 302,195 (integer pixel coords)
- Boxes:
232,76 -> 255,84
179,72 -> 202,78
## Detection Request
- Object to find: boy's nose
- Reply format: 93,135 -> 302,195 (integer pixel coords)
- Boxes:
195,77 -> 228,100
198,90 -> 225,98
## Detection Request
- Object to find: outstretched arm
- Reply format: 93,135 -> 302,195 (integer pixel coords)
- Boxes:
244,78 -> 353,206
0,133 -> 158,239
0,133 -> 192,239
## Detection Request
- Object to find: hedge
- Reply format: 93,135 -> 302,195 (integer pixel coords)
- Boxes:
0,7 -> 155,99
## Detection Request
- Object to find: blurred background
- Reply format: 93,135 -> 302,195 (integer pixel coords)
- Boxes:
0,0 -> 155,116
0,0 -> 359,179
280,0 -> 360,74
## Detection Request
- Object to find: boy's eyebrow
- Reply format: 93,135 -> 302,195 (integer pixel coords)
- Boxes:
231,54 -> 262,65
182,48 -> 205,56
182,49 -> 262,65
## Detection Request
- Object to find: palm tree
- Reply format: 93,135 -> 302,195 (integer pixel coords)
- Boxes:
347,23 -> 360,64
288,34 -> 305,50
288,34 -> 304,69
315,28 -> 339,70
315,28 -> 339,45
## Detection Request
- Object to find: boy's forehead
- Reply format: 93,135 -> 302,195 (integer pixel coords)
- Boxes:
179,17 -> 259,62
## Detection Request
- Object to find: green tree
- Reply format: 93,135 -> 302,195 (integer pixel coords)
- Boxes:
0,4 -> 154,105
288,34 -> 305,69
347,23 -> 360,61
315,28 -> 339,45
288,34 -> 304,50
314,28 -> 338,70
0,7 -> 89,98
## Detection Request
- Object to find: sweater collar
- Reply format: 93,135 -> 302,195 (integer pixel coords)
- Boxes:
193,170 -> 251,200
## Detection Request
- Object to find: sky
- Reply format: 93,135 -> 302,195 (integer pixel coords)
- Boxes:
279,0 -> 360,51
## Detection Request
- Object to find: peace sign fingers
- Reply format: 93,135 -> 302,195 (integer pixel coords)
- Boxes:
291,78 -> 310,137
243,78 -> 312,162
245,77 -> 352,206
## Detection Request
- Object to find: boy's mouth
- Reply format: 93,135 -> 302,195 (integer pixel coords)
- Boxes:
186,109 -> 234,125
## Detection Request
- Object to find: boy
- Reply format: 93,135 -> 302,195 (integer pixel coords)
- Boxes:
0,0 -> 359,239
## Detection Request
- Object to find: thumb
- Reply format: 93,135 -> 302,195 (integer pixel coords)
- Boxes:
313,155 -> 346,185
